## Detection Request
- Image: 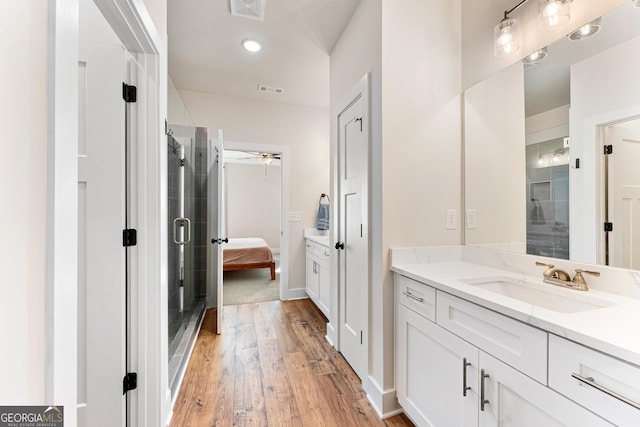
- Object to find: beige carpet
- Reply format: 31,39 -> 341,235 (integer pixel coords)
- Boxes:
223,256 -> 280,306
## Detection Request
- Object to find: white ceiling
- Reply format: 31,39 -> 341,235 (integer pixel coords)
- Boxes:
524,2 -> 640,116
168,0 -> 361,109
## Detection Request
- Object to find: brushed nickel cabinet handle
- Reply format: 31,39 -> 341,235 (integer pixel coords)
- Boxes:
480,369 -> 490,411
572,373 -> 640,410
402,290 -> 424,303
462,358 -> 471,397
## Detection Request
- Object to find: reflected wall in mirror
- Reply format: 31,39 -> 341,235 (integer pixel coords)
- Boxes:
464,1 -> 640,268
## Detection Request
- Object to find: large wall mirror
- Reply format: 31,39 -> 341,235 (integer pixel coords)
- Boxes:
464,1 -> 640,269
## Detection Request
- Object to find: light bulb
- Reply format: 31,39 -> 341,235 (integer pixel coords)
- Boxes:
538,0 -> 570,28
242,39 -> 262,52
494,18 -> 520,57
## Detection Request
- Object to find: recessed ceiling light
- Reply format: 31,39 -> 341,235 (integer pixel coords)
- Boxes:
567,17 -> 601,41
242,39 -> 262,52
523,46 -> 548,64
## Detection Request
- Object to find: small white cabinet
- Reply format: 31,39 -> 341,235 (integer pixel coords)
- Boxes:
395,273 -> 614,427
305,238 -> 330,318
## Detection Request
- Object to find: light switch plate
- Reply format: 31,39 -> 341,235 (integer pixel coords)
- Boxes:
288,212 -> 302,222
446,209 -> 457,230
466,209 -> 477,229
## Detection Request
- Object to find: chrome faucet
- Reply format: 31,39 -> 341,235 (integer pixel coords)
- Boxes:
535,262 -> 600,291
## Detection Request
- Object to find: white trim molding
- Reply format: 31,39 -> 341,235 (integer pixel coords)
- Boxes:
363,375 -> 403,419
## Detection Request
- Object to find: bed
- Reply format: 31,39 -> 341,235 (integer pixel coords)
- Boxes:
223,237 -> 276,280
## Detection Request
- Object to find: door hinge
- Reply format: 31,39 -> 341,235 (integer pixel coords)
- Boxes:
604,222 -> 613,232
604,145 -> 613,155
123,229 -> 137,247
360,330 -> 363,345
360,224 -> 363,238
123,372 -> 137,394
122,83 -> 137,103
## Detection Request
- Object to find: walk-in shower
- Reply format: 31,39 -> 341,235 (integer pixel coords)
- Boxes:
167,126 -> 209,398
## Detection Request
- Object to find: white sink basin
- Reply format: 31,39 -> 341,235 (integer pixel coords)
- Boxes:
460,276 -> 615,313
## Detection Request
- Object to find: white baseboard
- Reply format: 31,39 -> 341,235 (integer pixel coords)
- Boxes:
325,321 -> 337,348
282,287 -> 309,301
363,376 -> 402,419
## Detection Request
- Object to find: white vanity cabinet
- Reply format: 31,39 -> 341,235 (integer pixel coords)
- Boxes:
305,238 -> 330,318
395,274 -> 614,427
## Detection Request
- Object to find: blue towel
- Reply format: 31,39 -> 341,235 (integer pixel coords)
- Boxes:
317,203 -> 330,230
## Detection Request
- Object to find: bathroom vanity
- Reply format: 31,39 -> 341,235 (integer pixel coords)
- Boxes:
305,233 -> 331,318
391,246 -> 640,427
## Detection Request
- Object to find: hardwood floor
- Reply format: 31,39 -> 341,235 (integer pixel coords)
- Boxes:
170,299 -> 414,427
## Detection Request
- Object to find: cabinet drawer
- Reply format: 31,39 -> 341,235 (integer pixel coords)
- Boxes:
436,291 -> 548,384
396,275 -> 436,322
549,335 -> 640,426
305,239 -> 329,258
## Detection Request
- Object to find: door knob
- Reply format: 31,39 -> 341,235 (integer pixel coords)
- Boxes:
335,241 -> 345,250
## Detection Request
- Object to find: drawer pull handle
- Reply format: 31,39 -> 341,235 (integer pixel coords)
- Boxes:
402,290 -> 424,303
462,358 -> 471,397
571,373 -> 640,410
480,369 -> 490,411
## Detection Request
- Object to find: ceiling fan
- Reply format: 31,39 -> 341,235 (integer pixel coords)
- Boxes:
235,151 -> 281,164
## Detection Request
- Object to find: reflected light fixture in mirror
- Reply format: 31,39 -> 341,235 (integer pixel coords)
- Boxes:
567,17 -> 602,40
523,46 -> 548,64
538,0 -> 571,28
260,154 -> 273,165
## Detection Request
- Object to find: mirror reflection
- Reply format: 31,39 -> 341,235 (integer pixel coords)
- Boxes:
464,1 -> 640,268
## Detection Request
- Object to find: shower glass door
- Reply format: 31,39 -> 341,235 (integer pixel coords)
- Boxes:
168,126 -> 208,397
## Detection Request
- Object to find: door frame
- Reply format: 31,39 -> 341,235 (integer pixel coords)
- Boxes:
46,1 -> 167,426
331,74 -> 370,378
588,106 -> 640,265
223,140 -> 291,300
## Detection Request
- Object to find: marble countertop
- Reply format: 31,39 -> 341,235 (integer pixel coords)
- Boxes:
306,234 -> 330,247
391,260 -> 640,368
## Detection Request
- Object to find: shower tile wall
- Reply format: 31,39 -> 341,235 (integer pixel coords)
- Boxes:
525,139 -> 570,259
192,127 -> 208,299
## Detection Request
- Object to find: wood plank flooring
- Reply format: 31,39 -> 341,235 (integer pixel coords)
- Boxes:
170,299 -> 414,427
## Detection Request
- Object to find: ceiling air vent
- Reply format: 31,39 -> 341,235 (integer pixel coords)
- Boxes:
230,0 -> 265,21
258,85 -> 284,95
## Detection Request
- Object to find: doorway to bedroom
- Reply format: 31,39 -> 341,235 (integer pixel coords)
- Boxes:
222,149 -> 283,305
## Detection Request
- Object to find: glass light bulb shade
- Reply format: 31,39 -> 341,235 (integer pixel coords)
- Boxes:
567,17 -> 602,41
494,18 -> 520,57
635,0 -> 640,7
538,0 -> 570,28
523,46 -> 548,64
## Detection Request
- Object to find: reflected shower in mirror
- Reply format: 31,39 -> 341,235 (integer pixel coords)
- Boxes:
464,1 -> 640,267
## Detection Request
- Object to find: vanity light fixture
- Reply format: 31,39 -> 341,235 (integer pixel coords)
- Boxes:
241,38 -> 262,52
494,0 -> 572,57
259,154 -> 273,165
567,17 -> 602,40
635,0 -> 640,7
523,46 -> 548,64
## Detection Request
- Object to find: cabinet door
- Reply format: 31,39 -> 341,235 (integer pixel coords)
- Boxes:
479,351 -> 613,427
397,305 -> 479,427
305,250 -> 318,300
317,254 -> 330,317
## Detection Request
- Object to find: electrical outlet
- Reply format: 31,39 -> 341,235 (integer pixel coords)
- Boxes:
446,209 -> 457,230
288,212 -> 302,222
466,209 -> 477,229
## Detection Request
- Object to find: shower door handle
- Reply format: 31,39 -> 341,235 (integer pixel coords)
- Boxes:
173,218 -> 191,244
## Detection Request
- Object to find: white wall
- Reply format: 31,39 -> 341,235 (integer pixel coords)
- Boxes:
570,35 -> 640,264
381,0 -> 462,393
0,0 -> 48,404
461,0 -> 626,89
225,163 -> 281,250
143,0 -> 167,43
465,62 -> 526,247
525,104 -> 569,145
178,90 -> 330,295
168,76 -> 194,126
330,0 -> 462,414
330,0 -> 383,409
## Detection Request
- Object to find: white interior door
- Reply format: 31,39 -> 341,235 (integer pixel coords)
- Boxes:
606,122 -> 640,268
77,40 -> 127,426
208,130 -> 226,334
337,94 -> 367,379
